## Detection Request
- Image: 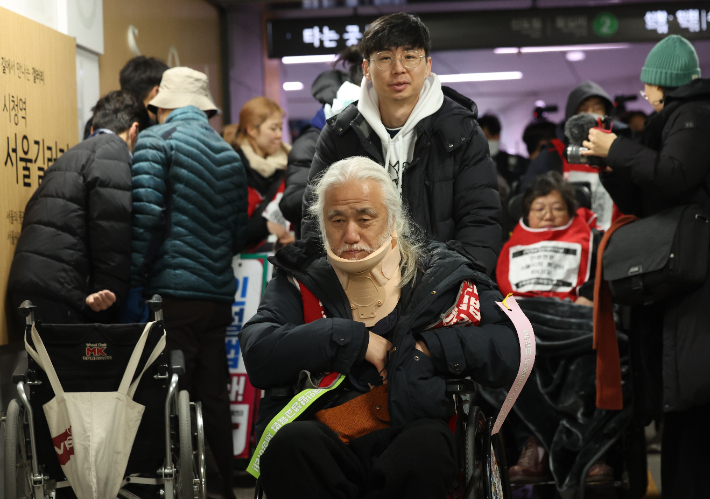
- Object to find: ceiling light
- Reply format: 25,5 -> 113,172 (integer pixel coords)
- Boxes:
566,51 -> 586,62
535,100 -> 546,107
494,43 -> 630,54
283,81 -> 304,91
281,54 -> 337,64
522,43 -> 628,53
493,47 -> 520,54
438,71 -> 523,83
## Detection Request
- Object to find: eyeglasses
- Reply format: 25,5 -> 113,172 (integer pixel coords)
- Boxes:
640,90 -> 664,106
368,50 -> 425,71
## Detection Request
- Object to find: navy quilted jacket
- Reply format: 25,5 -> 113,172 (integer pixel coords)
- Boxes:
130,106 -> 248,301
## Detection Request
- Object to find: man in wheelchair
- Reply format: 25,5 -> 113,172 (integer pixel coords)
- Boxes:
238,156 -> 521,499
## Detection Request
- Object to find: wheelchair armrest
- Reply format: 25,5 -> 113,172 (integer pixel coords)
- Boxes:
267,386 -> 295,401
170,350 -> 185,376
12,354 -> 28,384
445,378 -> 476,397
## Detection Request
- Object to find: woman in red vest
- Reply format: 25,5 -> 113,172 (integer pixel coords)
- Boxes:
498,171 -> 601,307
497,172 -> 611,484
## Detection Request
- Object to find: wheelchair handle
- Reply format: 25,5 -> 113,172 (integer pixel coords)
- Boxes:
146,295 -> 163,321
18,300 -> 36,325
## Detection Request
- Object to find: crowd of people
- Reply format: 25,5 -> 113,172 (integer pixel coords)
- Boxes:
6,10 -> 710,499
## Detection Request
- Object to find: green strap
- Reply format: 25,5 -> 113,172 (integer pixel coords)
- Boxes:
247,374 -> 346,478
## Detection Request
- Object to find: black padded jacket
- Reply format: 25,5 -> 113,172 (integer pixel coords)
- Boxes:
302,87 -> 502,276
8,133 -> 133,320
239,237 -> 520,434
601,78 -> 710,412
279,125 -> 320,238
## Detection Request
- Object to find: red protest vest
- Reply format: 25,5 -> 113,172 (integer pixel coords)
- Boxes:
549,139 -> 618,230
497,207 -> 597,301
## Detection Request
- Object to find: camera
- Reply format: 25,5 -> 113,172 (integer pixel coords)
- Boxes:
563,114 -> 614,167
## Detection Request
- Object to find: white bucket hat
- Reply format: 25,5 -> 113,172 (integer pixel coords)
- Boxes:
148,66 -> 217,118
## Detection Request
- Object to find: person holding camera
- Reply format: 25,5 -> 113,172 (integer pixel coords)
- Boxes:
520,81 -> 619,229
583,35 -> 710,498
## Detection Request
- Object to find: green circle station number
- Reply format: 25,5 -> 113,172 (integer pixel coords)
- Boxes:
594,12 -> 619,37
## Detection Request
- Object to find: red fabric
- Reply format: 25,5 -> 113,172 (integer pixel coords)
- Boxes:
497,207 -> 596,301
246,180 -> 286,218
592,214 -> 637,410
318,372 -> 341,388
247,186 -> 263,218
298,281 -> 326,324
427,281 -> 482,329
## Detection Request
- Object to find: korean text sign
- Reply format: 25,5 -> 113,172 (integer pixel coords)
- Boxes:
1,6 -> 78,345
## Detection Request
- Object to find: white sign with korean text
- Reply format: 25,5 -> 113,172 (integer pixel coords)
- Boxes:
508,240 -> 582,294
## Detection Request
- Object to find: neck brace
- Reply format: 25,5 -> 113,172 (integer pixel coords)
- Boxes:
327,233 -> 402,327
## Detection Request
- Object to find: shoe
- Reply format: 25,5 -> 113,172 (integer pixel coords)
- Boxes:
585,461 -> 614,485
508,436 -> 551,484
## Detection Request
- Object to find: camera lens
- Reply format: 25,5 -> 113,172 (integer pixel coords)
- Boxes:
565,145 -> 588,165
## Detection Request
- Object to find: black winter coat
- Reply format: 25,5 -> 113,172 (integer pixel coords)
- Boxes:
279,125 -> 320,237
8,133 -> 132,319
302,87 -> 502,276
239,238 -> 520,434
237,148 -> 285,249
601,78 -> 710,412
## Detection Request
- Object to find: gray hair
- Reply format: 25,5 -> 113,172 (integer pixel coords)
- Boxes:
308,156 -> 423,287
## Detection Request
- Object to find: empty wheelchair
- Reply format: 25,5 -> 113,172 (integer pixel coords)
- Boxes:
2,296 -> 206,499
253,378 -> 512,499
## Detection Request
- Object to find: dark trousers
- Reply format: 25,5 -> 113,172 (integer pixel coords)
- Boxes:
260,419 -> 457,499
662,402 -> 710,498
162,297 -> 235,499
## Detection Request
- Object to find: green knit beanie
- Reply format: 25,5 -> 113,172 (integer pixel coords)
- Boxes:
641,35 -> 701,87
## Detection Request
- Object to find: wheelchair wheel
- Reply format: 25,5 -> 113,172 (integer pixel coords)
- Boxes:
482,418 -> 512,499
4,399 -> 33,499
177,390 -> 194,499
193,401 -> 206,499
464,406 -> 487,499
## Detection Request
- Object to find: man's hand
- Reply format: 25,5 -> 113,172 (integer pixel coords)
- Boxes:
575,296 -> 594,307
365,332 -> 392,384
415,340 -> 431,357
86,290 -> 116,312
582,128 -> 617,158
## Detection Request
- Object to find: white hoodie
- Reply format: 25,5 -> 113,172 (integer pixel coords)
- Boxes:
357,74 -> 444,194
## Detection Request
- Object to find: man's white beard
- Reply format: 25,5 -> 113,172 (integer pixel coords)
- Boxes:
334,230 -> 392,260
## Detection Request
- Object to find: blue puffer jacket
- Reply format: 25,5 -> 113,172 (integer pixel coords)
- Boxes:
131,106 -> 248,302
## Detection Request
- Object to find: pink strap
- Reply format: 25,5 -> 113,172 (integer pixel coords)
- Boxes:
492,296 -> 536,434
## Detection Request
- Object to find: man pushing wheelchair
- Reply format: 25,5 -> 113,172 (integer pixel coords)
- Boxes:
239,156 -> 522,499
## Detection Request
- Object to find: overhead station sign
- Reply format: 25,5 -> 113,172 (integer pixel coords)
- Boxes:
267,2 -> 710,58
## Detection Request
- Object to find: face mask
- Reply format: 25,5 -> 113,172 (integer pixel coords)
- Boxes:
488,139 -> 500,157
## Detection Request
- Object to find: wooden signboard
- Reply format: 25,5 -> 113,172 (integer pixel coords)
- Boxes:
0,7 -> 78,345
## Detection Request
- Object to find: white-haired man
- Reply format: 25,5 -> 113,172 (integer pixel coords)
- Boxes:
239,156 -> 520,499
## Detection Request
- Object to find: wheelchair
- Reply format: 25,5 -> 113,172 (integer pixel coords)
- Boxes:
253,378 -> 512,499
2,296 -> 206,499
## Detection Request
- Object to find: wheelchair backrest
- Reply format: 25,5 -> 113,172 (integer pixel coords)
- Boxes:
26,322 -> 168,481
